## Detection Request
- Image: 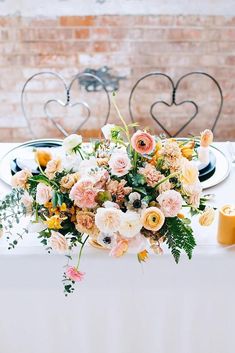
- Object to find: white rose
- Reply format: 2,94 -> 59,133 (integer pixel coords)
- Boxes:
101,124 -> 116,139
36,183 -> 53,205
62,154 -> 82,172
119,211 -> 142,238
62,134 -> 82,154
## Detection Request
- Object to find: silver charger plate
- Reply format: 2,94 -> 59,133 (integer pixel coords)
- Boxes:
0,139 -> 63,186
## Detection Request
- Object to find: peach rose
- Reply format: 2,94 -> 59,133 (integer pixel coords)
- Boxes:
76,211 -> 100,238
50,231 -> 68,252
200,129 -> 213,148
69,179 -> 98,209
131,130 -> 155,155
141,207 -> 165,232
157,190 -> 183,217
108,151 -> 132,177
11,169 -> 32,189
60,174 -> 76,191
45,158 -> 62,180
109,239 -> 128,257
36,183 -> 53,205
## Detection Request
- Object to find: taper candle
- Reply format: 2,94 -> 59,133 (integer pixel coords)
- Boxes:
217,205 -> 235,245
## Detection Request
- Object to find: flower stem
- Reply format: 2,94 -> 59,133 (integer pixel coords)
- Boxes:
112,93 -> 131,144
76,235 -> 89,269
154,171 -> 179,189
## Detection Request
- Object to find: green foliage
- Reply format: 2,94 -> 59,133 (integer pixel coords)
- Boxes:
159,217 -> 196,263
0,188 -> 28,249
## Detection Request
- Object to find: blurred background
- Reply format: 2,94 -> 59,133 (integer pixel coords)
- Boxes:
0,0 -> 234,141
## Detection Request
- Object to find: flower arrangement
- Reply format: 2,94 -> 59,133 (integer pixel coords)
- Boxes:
0,101 -> 215,295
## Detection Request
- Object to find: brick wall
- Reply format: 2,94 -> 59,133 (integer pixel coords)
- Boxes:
0,15 -> 235,141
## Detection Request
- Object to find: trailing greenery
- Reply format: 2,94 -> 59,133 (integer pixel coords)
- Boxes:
159,217 -> 196,263
0,188 -> 28,249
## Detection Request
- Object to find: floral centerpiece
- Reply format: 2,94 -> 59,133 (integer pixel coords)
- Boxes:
0,101 -> 215,295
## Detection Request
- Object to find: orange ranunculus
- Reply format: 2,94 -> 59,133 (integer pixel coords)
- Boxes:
35,149 -> 52,167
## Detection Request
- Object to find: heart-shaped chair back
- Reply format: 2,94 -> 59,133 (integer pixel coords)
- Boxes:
21,71 -> 111,139
129,72 -> 223,137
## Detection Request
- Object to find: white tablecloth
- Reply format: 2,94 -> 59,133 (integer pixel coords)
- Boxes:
0,142 -> 234,353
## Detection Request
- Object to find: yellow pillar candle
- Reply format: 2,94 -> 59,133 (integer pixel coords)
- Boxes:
217,205 -> 235,245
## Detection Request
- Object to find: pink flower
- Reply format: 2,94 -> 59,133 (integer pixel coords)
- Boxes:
157,190 -> 183,217
66,267 -> 85,282
108,151 -> 131,177
109,239 -> 128,257
69,179 -> 98,208
131,130 -> 155,155
36,183 -> 53,205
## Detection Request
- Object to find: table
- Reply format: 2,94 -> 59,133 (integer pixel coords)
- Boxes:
0,142 -> 234,353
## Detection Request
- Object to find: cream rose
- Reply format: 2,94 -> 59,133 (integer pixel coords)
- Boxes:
36,183 -> 53,205
11,169 -> 32,189
181,158 -> 199,186
95,207 -> 122,234
50,231 -> 68,252
108,151 -> 132,177
141,207 -> 165,232
119,211 -> 142,238
62,134 -> 82,154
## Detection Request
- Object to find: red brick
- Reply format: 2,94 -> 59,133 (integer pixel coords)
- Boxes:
60,16 -> 95,27
75,28 -> 90,39
167,28 -> 202,41
91,28 -> 110,40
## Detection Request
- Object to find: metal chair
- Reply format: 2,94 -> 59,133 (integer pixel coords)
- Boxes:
129,72 -> 223,137
21,71 -> 111,138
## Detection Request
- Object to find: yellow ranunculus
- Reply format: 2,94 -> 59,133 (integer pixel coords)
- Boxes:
179,141 -> 195,160
141,207 -> 165,232
199,208 -> 215,226
45,215 -> 67,230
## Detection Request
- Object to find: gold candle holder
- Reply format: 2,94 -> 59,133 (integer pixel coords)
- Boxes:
217,205 -> 235,245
